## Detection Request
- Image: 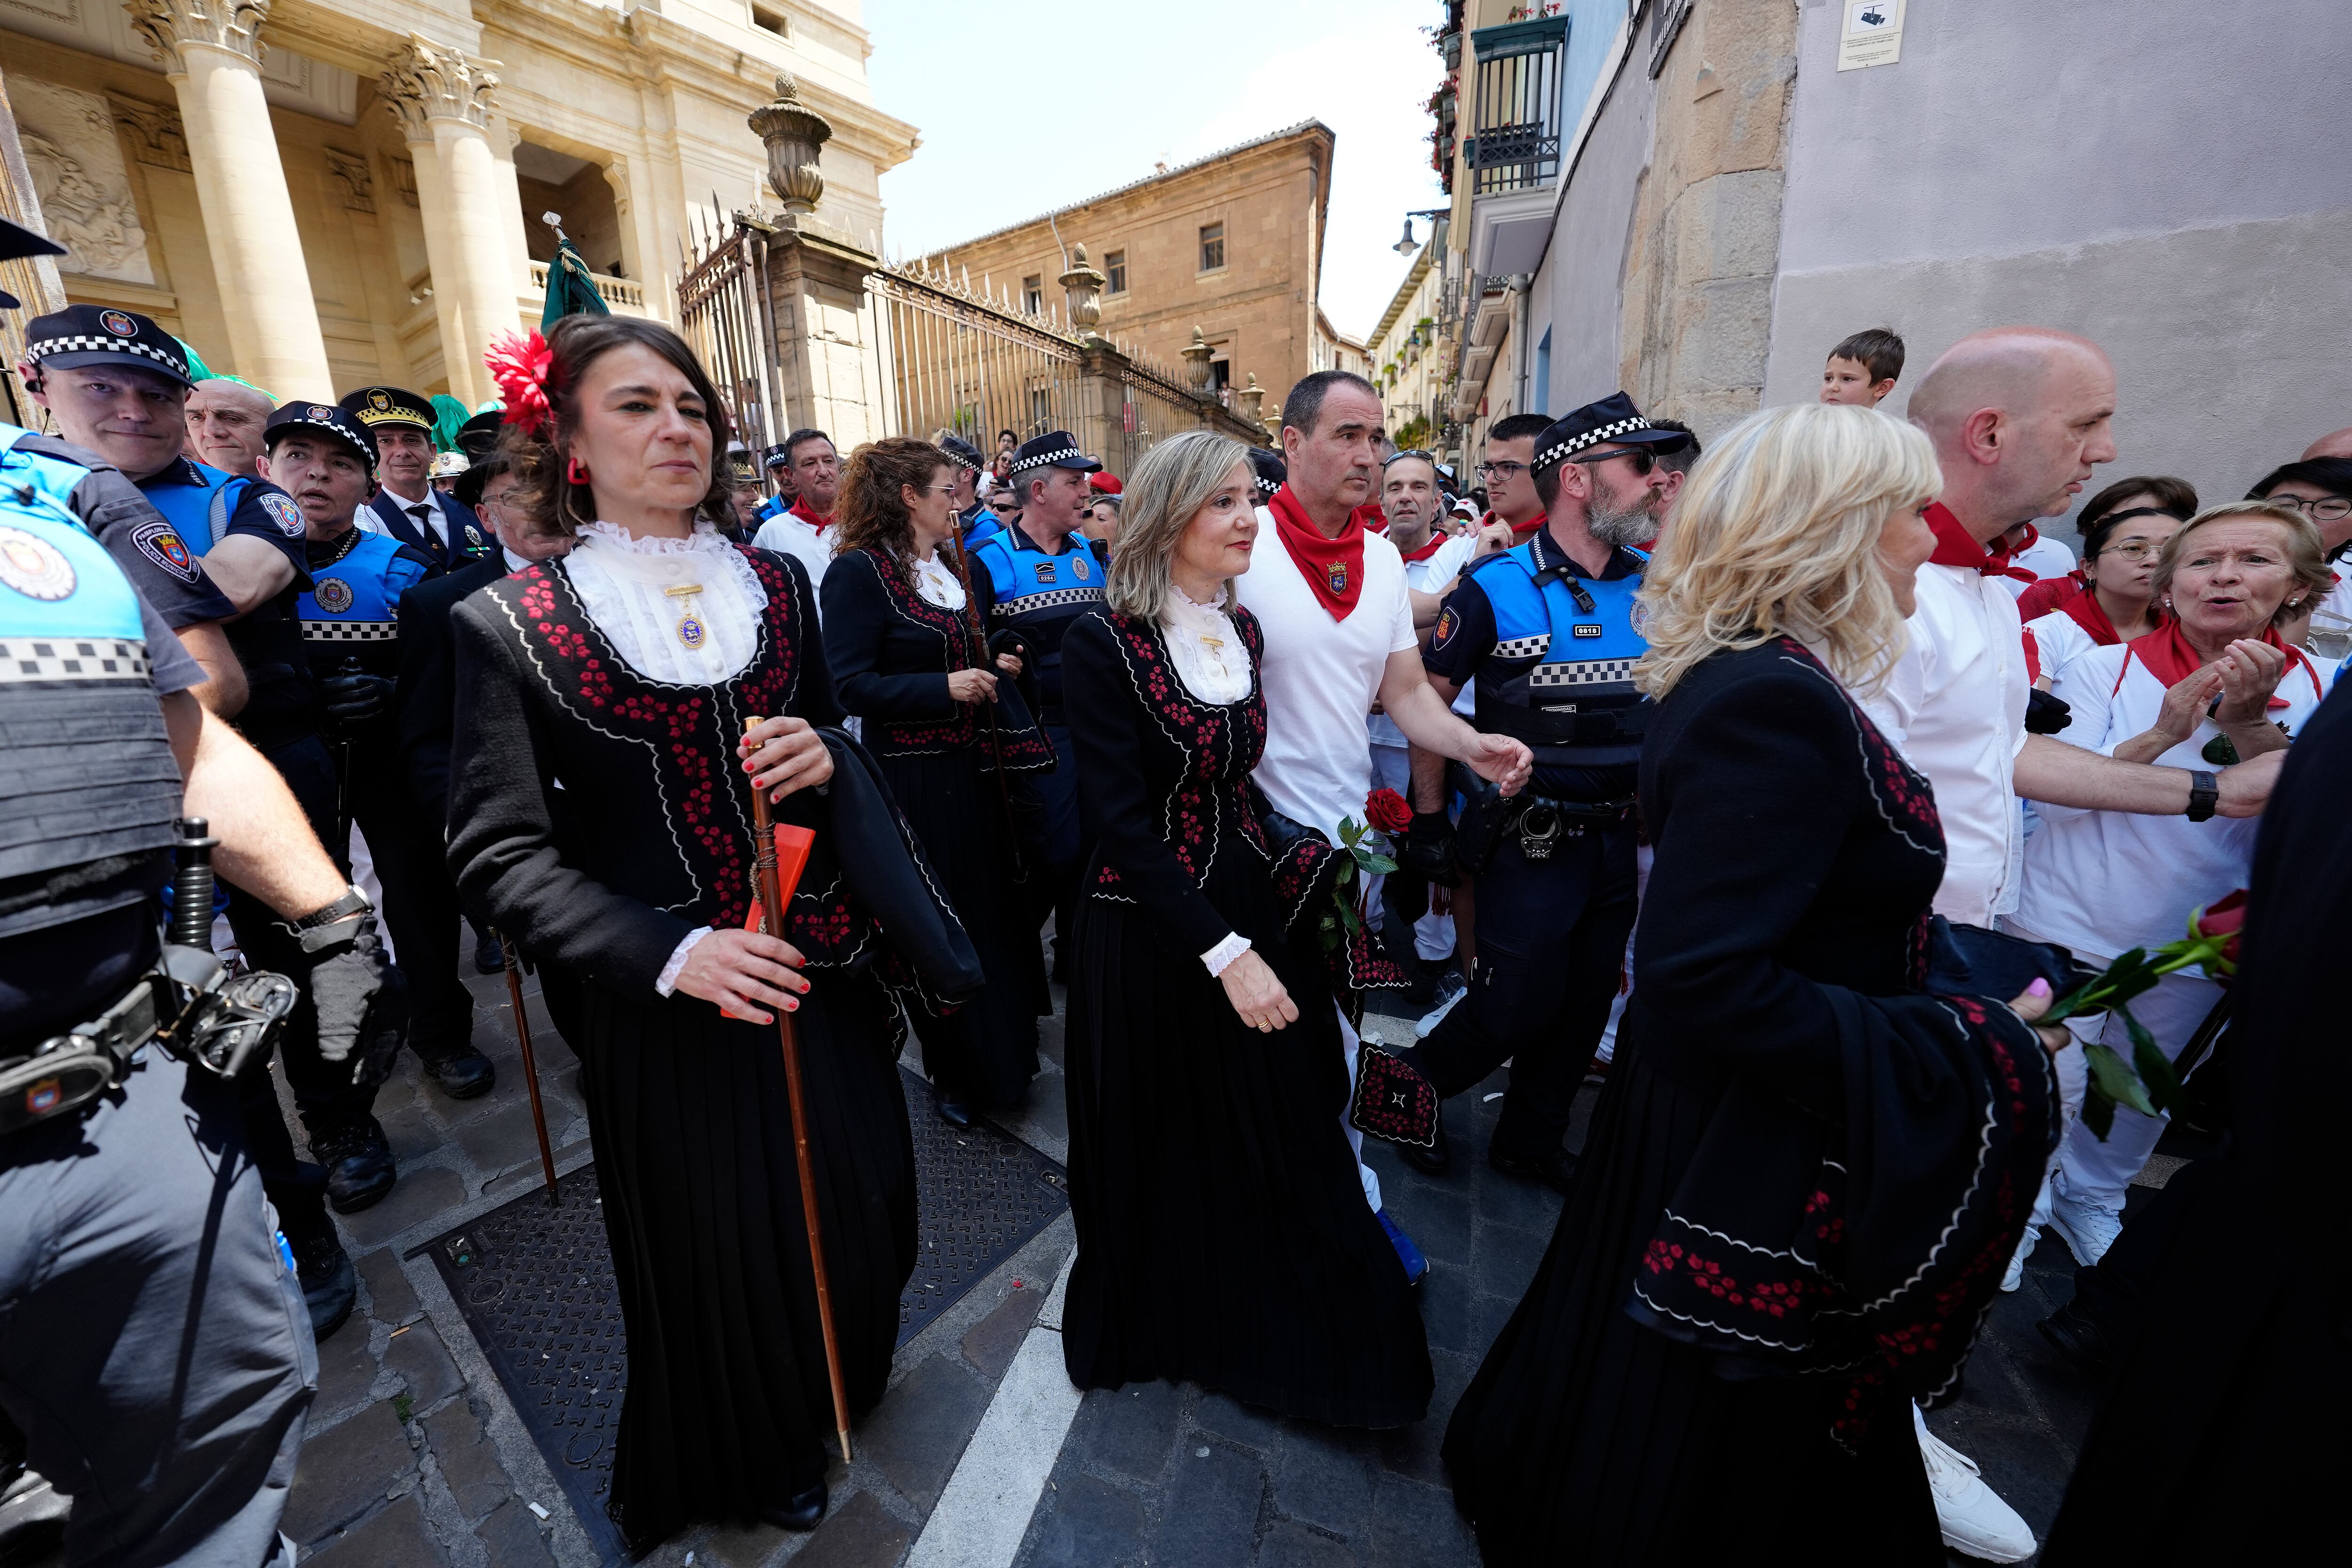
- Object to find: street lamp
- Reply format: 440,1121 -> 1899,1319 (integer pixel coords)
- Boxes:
1393,208 -> 1449,256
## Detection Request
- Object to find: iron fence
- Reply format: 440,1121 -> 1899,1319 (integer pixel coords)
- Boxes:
866,261 -> 1083,449
676,219 -> 784,452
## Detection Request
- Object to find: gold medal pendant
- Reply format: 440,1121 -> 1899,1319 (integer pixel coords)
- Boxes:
665,582 -> 707,649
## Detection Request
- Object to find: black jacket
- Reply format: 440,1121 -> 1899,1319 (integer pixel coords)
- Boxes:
394,551 -> 509,830
369,488 -> 492,570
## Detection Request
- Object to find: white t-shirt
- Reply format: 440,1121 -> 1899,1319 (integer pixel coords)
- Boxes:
1858,560 -> 2030,927
752,511 -> 836,601
2024,609 -> 2106,690
2000,532 -> 2077,597
1369,531 -> 1477,749
1240,510 -> 1417,840
2013,639 -> 2336,960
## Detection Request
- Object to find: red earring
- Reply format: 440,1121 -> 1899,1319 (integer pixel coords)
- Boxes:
566,457 -> 588,485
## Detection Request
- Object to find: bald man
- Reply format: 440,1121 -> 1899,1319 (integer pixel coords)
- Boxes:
1869,326 -> 2284,1563
184,378 -> 273,479
2301,427 -> 2352,461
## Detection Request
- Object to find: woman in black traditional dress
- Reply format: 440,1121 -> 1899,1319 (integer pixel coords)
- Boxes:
447,317 -> 978,1551
1058,430 -> 1432,1427
821,438 -> 1049,1124
1440,403 -> 2069,1563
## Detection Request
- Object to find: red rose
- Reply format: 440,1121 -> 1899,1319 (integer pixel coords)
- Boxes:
2189,888 -> 2247,976
1365,787 -> 1412,834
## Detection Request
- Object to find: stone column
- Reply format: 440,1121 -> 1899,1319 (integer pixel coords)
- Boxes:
128,0 -> 334,398
487,115 -> 534,302
381,36 -> 511,408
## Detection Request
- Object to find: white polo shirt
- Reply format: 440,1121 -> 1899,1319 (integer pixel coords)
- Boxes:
1858,509 -> 2031,927
1241,510 -> 1417,840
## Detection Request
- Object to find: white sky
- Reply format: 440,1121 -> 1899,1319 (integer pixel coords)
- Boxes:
864,0 -> 1449,343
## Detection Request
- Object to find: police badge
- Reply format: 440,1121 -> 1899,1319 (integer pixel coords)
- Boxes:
132,519 -> 199,583
314,577 -> 355,613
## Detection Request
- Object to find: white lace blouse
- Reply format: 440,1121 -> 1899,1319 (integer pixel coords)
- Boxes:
1161,584 -> 1252,705
564,519 -> 768,686
909,551 -> 966,610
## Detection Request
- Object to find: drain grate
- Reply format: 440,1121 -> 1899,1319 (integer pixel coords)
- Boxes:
421,1066 -> 1067,1561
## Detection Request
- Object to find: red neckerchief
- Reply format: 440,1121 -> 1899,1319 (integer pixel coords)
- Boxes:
1504,508 -> 1545,538
1987,521 -> 2041,578
2058,583 -> 2126,647
789,497 -> 832,532
2022,626 -> 2042,684
2128,620 -> 2315,710
1351,501 -> 1387,535
1267,483 -> 1366,620
1396,531 -> 1448,563
1926,502 -> 2037,581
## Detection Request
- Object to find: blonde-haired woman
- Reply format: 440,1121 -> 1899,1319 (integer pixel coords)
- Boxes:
1057,430 -> 1434,1426
1443,404 -> 2066,1565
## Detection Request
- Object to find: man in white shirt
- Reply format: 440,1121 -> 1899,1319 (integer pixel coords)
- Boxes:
1874,325 -> 2282,1565
751,428 -> 841,593
1239,370 -> 1530,1277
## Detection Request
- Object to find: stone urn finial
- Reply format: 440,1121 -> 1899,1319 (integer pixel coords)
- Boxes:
750,72 -> 833,216
1232,371 -> 1264,425
1058,242 -> 1107,337
1181,325 -> 1215,396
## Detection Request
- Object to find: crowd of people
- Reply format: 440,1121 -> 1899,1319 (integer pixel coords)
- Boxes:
3,185 -> 2346,1568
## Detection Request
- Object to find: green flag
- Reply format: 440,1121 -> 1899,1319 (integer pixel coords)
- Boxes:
429,394 -> 471,453
541,235 -> 611,329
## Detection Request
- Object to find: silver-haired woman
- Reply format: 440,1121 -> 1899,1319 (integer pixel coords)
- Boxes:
1442,404 -> 2070,1564
1057,430 -> 1433,1427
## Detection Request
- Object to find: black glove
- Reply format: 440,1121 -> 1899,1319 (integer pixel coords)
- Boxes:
306,912 -> 407,1086
318,668 -> 395,724
2024,687 -> 2073,736
1397,808 -> 1461,888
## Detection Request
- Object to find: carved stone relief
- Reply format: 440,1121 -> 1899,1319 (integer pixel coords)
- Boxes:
11,77 -> 156,285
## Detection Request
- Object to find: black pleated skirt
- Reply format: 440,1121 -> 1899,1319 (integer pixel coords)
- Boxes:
1060,880 -> 1433,1429
877,747 -> 1044,1105
572,967 -> 915,1548
1441,1032 -> 1943,1565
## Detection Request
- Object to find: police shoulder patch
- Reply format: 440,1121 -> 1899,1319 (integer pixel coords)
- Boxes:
258,491 -> 305,538
132,518 -> 199,583
1433,607 -> 1457,647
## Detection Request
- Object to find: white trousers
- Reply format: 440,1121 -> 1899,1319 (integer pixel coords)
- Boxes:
2053,967 -> 2223,1212
1369,743 -> 1455,961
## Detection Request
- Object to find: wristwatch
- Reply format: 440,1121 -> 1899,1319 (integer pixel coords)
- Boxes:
285,885 -> 374,952
2184,769 -> 2219,823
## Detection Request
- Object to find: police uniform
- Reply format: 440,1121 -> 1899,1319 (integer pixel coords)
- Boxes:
274,403 -> 493,1100
0,392 -> 313,1567
940,434 -> 1003,545
1406,395 -> 1686,1179
342,385 -> 493,570
980,432 -> 1106,958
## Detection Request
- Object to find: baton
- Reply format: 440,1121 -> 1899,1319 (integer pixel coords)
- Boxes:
744,718 -> 854,1463
497,934 -> 560,1205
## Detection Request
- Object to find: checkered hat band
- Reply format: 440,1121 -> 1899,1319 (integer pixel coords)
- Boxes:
28,333 -> 189,380
1533,416 -> 1653,471
302,620 -> 399,641
1010,443 -> 1083,474
1253,476 -> 1280,495
0,638 -> 150,684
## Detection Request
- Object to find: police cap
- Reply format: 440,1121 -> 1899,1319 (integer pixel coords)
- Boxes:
23,303 -> 194,388
1246,446 -> 1287,499
455,408 -> 506,459
1529,390 -> 1690,477
938,435 -> 985,474
338,385 -> 436,435
1009,431 -> 1102,476
265,400 -> 378,469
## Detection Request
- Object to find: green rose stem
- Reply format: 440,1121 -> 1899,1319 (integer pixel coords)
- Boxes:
2038,913 -> 2239,1141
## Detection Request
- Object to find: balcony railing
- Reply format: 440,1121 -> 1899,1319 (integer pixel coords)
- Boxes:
1465,16 -> 1567,196
529,260 -> 647,312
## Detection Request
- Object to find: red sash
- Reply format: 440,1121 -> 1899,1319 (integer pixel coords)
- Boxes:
789,497 -> 832,532
2058,584 -> 2125,647
1397,532 -> 1448,564
1268,483 -> 1366,620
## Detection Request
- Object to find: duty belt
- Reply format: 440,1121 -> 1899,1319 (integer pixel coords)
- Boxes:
1449,760 -> 1634,875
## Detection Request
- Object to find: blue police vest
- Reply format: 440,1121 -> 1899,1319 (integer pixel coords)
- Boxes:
0,435 -> 182,937
962,508 -> 1005,546
299,528 -> 429,676
1466,539 -> 1650,773
970,529 -> 1104,718
755,493 -> 788,525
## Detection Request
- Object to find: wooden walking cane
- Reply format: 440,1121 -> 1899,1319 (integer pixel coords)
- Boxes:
496,934 -> 561,1206
744,718 -> 856,1464
940,532 -> 1027,880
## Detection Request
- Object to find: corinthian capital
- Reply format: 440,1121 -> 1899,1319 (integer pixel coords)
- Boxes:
379,33 -> 502,139
127,0 -> 271,69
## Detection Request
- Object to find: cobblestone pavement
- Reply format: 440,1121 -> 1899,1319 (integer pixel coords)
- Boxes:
4,972 -> 2182,1567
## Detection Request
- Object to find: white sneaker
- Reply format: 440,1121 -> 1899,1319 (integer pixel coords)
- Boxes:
2049,1188 -> 2124,1268
1915,1408 -> 2036,1562
1414,976 -> 1467,1037
2000,1228 -> 2032,1292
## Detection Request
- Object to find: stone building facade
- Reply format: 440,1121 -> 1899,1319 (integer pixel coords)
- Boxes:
1364,223 -> 1445,451
0,0 -> 916,409
918,122 -> 1340,427
1432,0 -> 2352,523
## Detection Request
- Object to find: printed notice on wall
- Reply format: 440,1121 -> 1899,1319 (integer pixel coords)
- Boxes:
1838,0 -> 1905,71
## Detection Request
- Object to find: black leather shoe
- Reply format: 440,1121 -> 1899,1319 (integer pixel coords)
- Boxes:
293,1230 -> 358,1341
936,1093 -> 974,1130
1489,1142 -> 1577,1196
1398,1116 -> 1451,1177
762,1481 -> 827,1533
416,1042 -> 497,1100
2036,1299 -> 2117,1374
475,930 -> 507,975
313,1119 -> 397,1213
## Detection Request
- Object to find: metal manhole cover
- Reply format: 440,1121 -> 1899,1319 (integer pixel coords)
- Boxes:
421,1066 -> 1066,1562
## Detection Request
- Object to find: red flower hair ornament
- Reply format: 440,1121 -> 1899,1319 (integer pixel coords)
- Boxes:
484,330 -> 555,437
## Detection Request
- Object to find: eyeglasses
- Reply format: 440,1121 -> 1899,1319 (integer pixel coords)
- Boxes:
2267,493 -> 2352,522
1565,446 -> 1657,477
2095,540 -> 2161,561
1475,460 -> 1526,480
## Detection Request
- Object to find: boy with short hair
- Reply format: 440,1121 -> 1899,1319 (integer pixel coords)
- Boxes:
1820,327 -> 1906,406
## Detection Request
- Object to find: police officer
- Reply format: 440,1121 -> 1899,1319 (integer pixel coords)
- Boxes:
974,431 -> 1108,974
0,215 -> 399,1561
262,402 -> 494,1101
342,385 -> 493,569
939,434 -> 1001,544
16,304 -> 404,1234
753,441 -> 796,525
1398,392 -> 1685,1193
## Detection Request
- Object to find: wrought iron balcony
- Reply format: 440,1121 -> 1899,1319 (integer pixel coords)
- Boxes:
1464,15 -> 1568,196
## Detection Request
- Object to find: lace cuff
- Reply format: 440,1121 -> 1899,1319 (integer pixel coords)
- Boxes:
655,926 -> 715,997
1200,932 -> 1252,977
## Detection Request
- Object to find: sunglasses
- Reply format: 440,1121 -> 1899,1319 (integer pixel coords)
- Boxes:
1564,446 -> 1660,477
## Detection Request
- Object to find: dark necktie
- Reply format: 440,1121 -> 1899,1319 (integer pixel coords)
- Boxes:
408,504 -> 443,560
